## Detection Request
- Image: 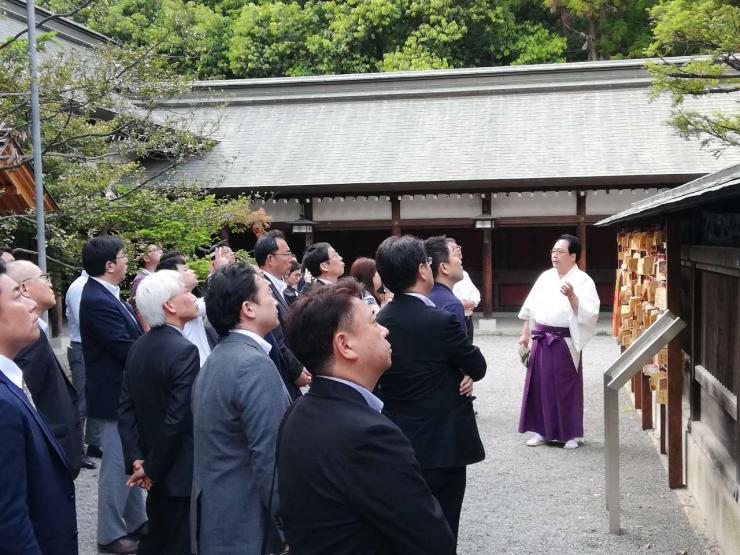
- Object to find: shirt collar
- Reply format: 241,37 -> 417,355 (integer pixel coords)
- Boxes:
402,292 -> 436,307
230,328 -> 272,355
0,354 -> 24,389
91,276 -> 121,300
317,376 -> 384,412
262,270 -> 287,294
38,319 -> 48,333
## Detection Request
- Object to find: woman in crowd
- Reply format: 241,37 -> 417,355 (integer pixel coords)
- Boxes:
349,257 -> 384,311
283,260 -> 302,305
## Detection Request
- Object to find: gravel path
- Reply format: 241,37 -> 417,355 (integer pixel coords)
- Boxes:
72,327 -> 717,554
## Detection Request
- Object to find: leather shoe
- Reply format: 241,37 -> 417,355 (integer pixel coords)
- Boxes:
87,445 -> 103,459
80,455 -> 97,470
97,537 -> 138,554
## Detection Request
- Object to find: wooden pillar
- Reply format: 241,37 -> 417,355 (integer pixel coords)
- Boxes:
49,294 -> 63,338
666,214 -> 684,488
304,201 -> 314,248
641,372 -> 653,430
577,191 -> 587,271
481,195 -> 493,317
391,197 -> 401,236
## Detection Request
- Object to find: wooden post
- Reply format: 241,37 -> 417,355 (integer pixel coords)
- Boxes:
481,195 -> 493,317
660,404 -> 667,454
634,371 -> 643,410
304,201 -> 314,248
391,197 -> 401,237
666,214 -> 684,488
641,372 -> 653,430
577,191 -> 587,271
49,294 -> 63,338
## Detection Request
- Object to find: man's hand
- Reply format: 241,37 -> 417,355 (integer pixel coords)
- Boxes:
210,246 -> 232,275
459,374 -> 474,396
294,369 -> 312,388
127,459 -> 153,490
518,334 -> 529,347
560,281 -> 574,298
461,299 -> 476,311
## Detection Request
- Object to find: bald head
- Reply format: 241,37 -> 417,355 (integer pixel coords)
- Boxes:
6,260 -> 55,313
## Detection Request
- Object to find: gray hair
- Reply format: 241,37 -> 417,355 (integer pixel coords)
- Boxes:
135,270 -> 183,328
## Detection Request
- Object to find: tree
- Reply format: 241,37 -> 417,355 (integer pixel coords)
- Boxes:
544,0 -> 657,61
646,0 -> 740,155
0,29 -> 254,285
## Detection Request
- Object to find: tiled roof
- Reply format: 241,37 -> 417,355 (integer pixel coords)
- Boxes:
596,163 -> 740,225
147,58 -> 740,193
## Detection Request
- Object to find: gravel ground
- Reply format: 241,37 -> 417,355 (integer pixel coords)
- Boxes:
72,323 -> 717,554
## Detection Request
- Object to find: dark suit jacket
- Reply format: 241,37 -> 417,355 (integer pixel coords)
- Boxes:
118,325 -> 200,497
0,370 -> 78,554
79,278 -> 142,420
278,377 -> 455,555
265,276 -> 303,400
376,294 -> 487,469
15,331 -> 83,478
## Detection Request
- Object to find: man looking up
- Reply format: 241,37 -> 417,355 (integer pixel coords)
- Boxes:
0,260 -> 79,554
302,241 -> 345,287
254,230 -> 310,399
79,235 -> 146,554
118,270 -> 201,554
130,244 -> 163,331
279,279 -> 456,554
375,235 -> 487,545
9,260 -> 84,476
191,264 -> 290,555
424,236 -> 467,335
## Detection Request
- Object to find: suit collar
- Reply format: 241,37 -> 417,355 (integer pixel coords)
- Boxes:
307,375 -> 377,410
223,330 -> 271,355
0,371 -> 73,475
86,278 -> 143,335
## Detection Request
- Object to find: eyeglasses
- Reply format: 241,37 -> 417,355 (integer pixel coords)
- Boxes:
115,254 -> 128,261
20,273 -> 52,287
422,257 -> 433,266
272,251 -> 293,257
550,249 -> 570,256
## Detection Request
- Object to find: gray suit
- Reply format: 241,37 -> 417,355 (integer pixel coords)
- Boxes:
191,332 -> 290,555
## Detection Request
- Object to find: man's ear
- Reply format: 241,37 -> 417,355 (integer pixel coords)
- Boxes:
162,300 -> 177,316
333,330 -> 359,362
241,300 -> 255,322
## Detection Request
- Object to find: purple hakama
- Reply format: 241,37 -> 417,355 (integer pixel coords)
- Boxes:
518,322 -> 583,442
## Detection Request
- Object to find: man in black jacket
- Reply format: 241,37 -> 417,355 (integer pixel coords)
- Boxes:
375,235 -> 487,543
118,269 -> 200,554
9,260 -> 84,477
279,279 -> 455,555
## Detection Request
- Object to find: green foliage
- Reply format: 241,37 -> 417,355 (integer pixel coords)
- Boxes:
0,38 -> 254,286
646,0 -> 740,154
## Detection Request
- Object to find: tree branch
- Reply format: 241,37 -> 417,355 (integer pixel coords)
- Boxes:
11,248 -> 82,271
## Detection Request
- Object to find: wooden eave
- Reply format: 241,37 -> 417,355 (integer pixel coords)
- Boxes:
0,140 -> 59,213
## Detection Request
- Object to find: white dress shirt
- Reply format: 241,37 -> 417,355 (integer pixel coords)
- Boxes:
230,329 -> 272,355
402,292 -> 435,307
64,271 -> 88,343
453,271 -> 481,317
318,376 -> 384,412
0,353 -> 24,389
262,270 -> 287,298
184,298 -> 212,367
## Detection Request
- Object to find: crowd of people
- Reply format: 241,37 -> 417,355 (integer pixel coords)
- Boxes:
0,230 -> 599,555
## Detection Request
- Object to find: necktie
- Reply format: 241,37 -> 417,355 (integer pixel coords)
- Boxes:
22,378 -> 37,409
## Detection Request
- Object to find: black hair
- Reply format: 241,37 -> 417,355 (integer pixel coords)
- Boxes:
254,234 -> 281,267
375,235 -> 427,294
82,235 -> 123,277
156,251 -> 187,271
558,234 -> 582,262
289,260 -> 301,274
284,278 -> 363,375
302,242 -> 331,277
423,235 -> 450,280
204,263 -> 261,336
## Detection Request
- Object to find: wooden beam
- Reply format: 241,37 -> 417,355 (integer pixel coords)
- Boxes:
391,197 -> 401,236
577,192 -> 587,271
481,195 -> 493,317
666,214 -> 684,488
304,201 -> 314,247
641,372 -> 653,430
495,215 -> 602,227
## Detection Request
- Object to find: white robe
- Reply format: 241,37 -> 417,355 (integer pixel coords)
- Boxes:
518,266 -> 600,367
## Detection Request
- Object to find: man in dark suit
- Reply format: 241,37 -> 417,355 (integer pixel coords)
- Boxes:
118,270 -> 201,554
0,260 -> 79,554
375,235 -> 487,544
279,279 -> 455,554
79,236 -> 146,554
8,260 -> 84,477
255,230 -> 310,399
302,241 -> 345,289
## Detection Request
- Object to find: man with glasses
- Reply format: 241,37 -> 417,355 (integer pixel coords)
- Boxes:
254,230 -> 311,399
0,259 -> 79,554
517,234 -> 600,450
375,235 -> 486,545
79,236 -> 146,554
8,260 -> 85,476
130,244 -> 163,331
302,241 -> 345,288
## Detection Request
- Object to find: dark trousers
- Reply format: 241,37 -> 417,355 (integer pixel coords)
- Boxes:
139,491 -> 191,555
464,316 -> 474,343
422,466 -> 467,542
